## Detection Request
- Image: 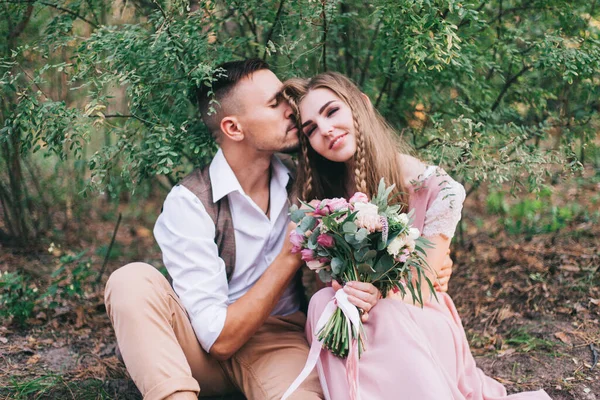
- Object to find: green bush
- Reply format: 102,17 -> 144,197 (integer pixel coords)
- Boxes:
0,271 -> 39,325
1,0 -> 599,247
486,187 -> 592,236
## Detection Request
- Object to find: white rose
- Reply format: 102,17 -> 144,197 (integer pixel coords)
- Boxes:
354,202 -> 382,232
387,236 -> 406,257
408,227 -> 420,240
396,213 -> 409,225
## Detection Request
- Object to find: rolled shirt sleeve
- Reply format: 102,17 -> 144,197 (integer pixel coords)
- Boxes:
153,185 -> 229,352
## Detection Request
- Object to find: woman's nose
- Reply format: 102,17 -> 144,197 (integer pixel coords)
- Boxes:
319,121 -> 334,137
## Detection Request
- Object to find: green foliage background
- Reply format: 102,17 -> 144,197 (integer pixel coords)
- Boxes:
1,0 -> 599,245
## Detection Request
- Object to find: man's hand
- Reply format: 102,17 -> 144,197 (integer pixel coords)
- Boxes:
332,280 -> 381,323
433,249 -> 453,292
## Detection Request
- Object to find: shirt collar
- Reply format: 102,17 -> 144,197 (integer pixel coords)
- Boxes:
209,148 -> 243,202
271,154 -> 292,192
209,148 -> 292,203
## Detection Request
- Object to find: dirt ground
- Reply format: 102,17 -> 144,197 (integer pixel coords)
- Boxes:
0,168 -> 598,399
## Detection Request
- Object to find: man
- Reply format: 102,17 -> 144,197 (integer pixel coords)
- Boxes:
104,59 -> 452,400
104,59 -> 324,400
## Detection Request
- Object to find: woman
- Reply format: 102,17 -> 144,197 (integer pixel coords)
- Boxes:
282,73 -> 550,399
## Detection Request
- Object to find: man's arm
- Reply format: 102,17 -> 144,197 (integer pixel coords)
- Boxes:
209,223 -> 300,360
155,186 -> 302,360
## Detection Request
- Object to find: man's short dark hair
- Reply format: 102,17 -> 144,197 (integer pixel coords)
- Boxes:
193,58 -> 270,137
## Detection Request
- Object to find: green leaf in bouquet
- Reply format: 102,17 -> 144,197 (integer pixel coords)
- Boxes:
342,221 -> 357,234
332,233 -> 354,254
299,215 -> 316,232
318,268 -> 333,283
344,234 -> 359,246
385,204 -> 401,216
331,257 -> 344,275
416,236 -> 435,249
377,178 -> 386,198
317,249 -> 330,257
289,205 -> 307,223
308,228 -> 320,250
354,248 -> 377,262
372,254 -> 395,280
298,199 -> 317,210
341,210 -> 358,224
355,228 -> 369,242
357,262 -> 375,275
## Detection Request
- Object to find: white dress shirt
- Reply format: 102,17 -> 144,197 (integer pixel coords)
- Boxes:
153,149 -> 300,352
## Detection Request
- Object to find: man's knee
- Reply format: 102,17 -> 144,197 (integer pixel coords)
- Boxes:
104,262 -> 167,315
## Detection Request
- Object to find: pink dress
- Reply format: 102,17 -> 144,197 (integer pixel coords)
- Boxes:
305,167 -> 551,400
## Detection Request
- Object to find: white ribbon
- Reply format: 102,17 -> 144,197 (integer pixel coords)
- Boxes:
282,290 -> 363,400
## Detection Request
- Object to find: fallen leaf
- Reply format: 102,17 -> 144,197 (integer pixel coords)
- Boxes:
560,264 -> 580,272
497,348 -> 516,358
26,354 -> 41,364
0,337 -> 7,344
574,303 -> 587,313
590,298 -> 600,306
75,307 -> 85,328
555,332 -> 572,345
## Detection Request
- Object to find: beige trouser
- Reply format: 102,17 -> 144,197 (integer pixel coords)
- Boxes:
105,262 -> 323,400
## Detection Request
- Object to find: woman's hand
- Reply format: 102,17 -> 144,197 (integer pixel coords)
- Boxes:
332,280 -> 381,323
433,249 -> 453,292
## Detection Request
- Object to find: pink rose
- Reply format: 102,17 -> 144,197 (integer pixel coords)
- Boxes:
307,260 -> 326,271
301,249 -> 315,262
313,199 -> 330,216
316,234 -> 335,248
325,197 -> 349,212
319,257 -> 330,264
289,230 -> 305,253
397,254 -> 409,263
349,192 -> 369,204
354,202 -> 383,232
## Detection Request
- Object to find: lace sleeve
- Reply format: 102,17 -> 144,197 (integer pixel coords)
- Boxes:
421,169 -> 466,239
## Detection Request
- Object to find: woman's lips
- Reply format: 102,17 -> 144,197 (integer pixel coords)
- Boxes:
329,133 -> 348,150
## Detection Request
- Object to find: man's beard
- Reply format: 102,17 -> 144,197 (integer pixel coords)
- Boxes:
278,141 -> 300,154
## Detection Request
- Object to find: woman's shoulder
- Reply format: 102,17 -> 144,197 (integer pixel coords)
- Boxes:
398,154 -> 428,187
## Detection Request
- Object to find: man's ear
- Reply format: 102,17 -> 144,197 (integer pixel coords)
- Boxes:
220,116 -> 244,142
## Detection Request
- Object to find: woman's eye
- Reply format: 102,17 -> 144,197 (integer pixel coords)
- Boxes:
305,126 -> 316,137
327,107 -> 339,117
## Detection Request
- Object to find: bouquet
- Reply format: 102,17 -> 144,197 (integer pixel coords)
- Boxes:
289,179 -> 435,359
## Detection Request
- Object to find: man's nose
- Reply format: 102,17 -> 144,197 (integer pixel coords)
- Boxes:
283,104 -> 294,121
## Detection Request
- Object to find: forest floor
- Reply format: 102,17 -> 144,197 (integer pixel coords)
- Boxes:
0,167 -> 599,400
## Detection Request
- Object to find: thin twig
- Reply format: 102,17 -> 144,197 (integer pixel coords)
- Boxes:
96,212 -> 122,286
590,343 -> 598,369
491,64 -> 532,111
8,4 -> 33,42
458,0 -> 489,28
416,137 -> 445,150
0,0 -> 99,28
321,0 -> 328,71
359,17 -> 382,86
262,0 -> 286,60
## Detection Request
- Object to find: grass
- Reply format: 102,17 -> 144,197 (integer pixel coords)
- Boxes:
504,329 -> 558,353
1,375 -> 135,400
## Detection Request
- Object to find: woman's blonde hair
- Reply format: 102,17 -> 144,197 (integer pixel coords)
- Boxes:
282,72 -> 412,209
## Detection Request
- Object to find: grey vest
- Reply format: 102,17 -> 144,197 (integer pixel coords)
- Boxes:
178,155 -> 307,311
